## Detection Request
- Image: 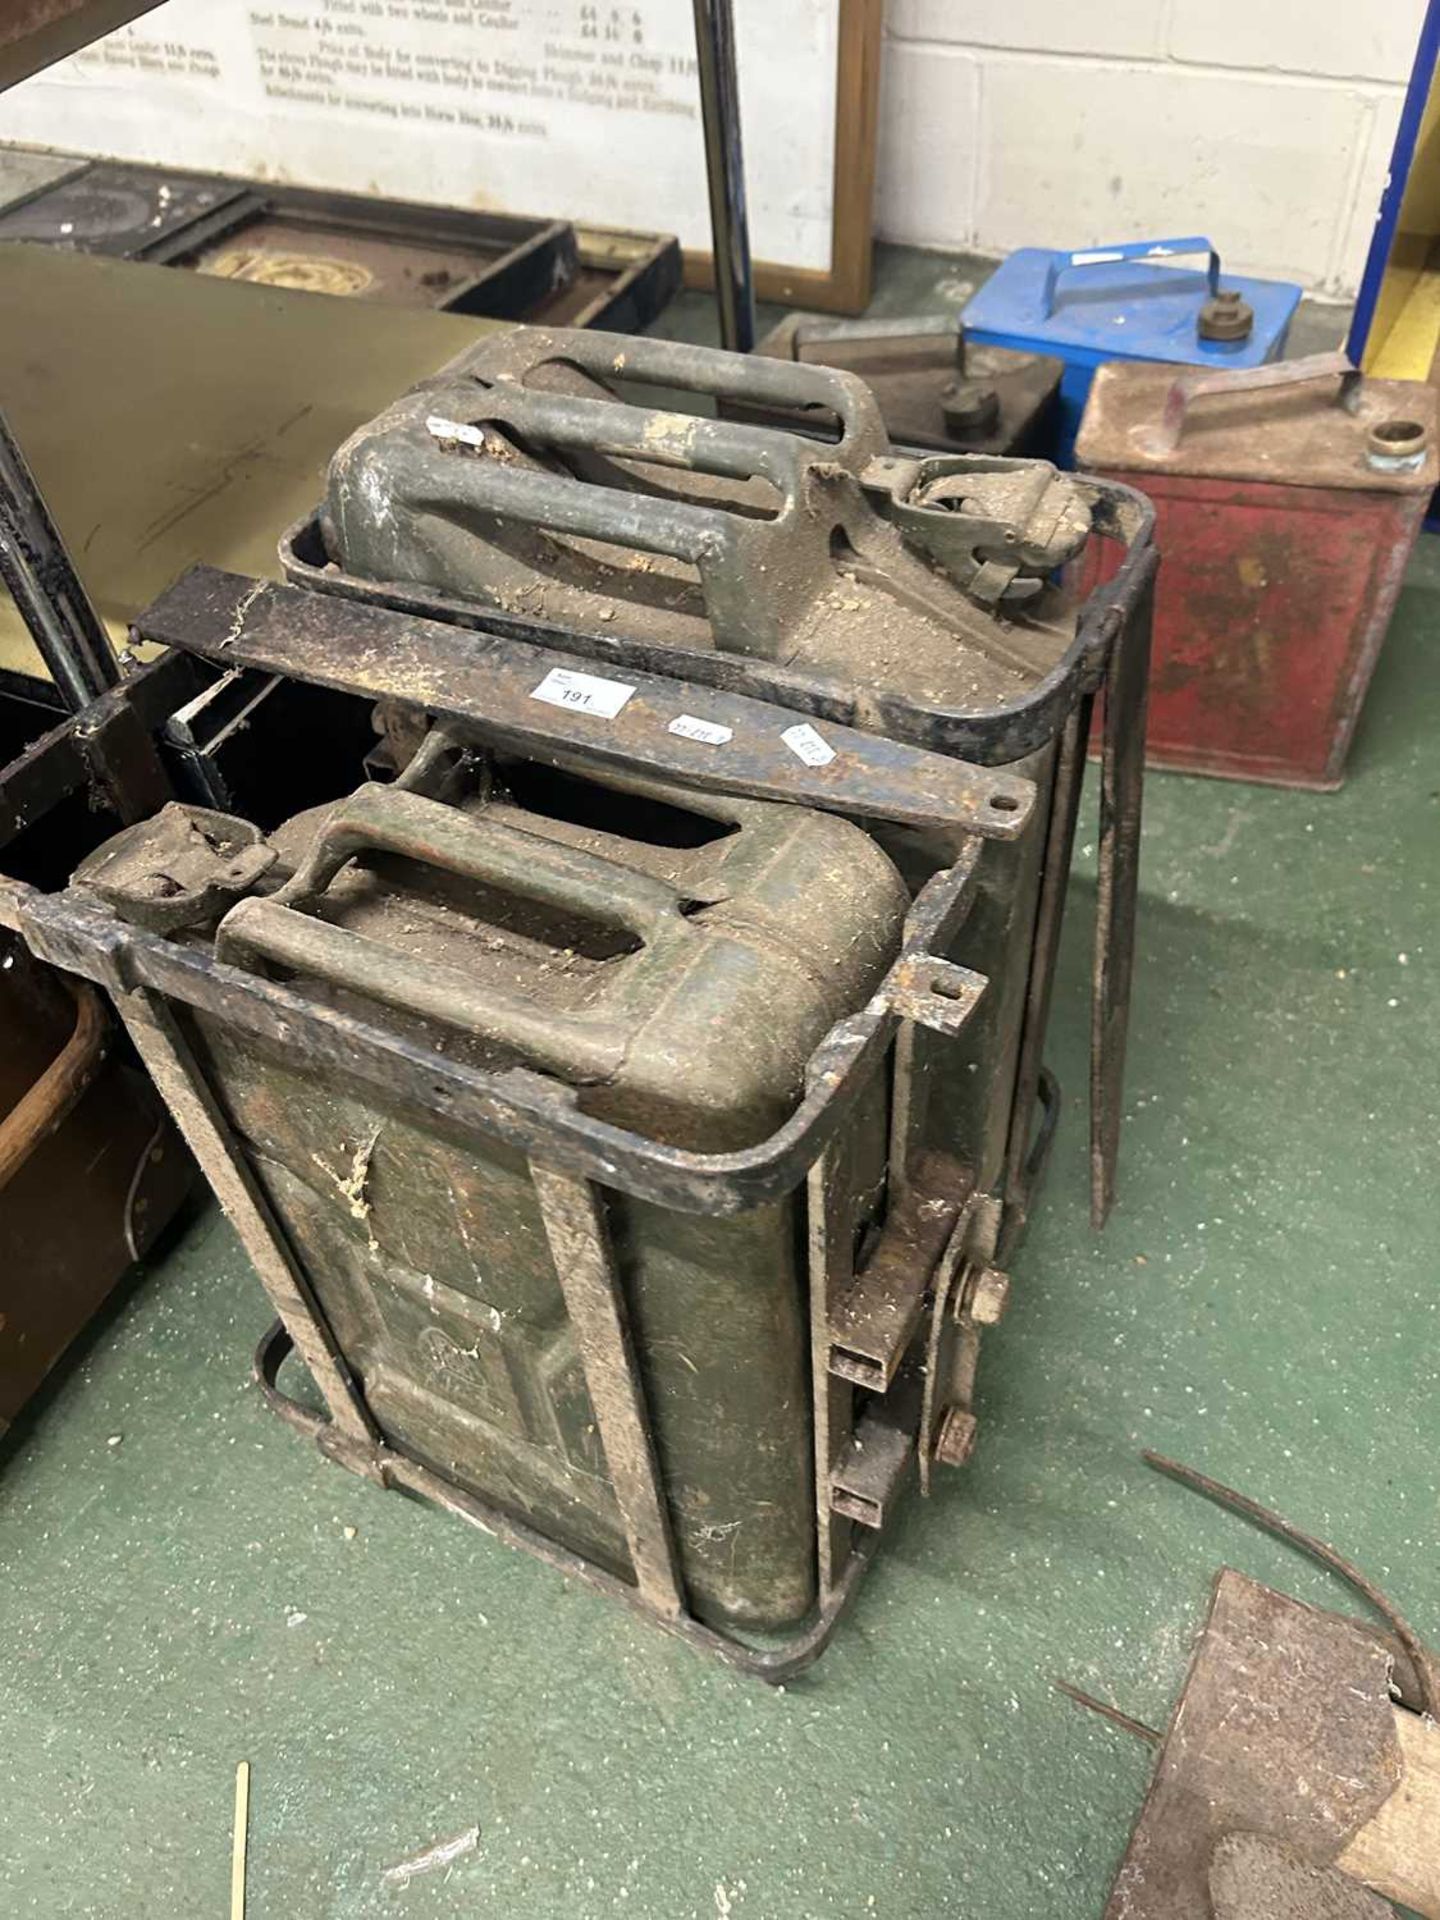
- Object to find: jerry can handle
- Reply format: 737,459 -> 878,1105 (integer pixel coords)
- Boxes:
453,325 -> 892,462
1149,350 -> 1359,455
1039,236 -> 1220,316
385,434 -> 783,659
211,784 -> 688,1079
215,893 -> 633,1080
397,435 -> 742,573
262,780 -> 686,942
399,336 -> 893,660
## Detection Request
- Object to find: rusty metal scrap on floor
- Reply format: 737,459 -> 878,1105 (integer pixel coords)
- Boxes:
1099,1569 -> 1440,1920
1067,1457 -> 1440,1918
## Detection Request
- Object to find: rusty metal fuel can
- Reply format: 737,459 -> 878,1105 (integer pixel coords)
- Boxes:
70,760 -> 913,1642
1076,351 -> 1437,788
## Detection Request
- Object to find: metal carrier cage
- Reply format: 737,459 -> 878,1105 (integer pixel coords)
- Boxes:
1,539 -> 1150,1682
8,752 -> 1030,1680
0,327 -> 1155,1670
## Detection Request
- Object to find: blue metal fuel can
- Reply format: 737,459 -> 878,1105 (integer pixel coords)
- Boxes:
963,236 -> 1302,464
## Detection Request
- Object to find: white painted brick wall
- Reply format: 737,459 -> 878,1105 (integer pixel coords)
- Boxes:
878,0 -> 1428,295
876,43 -> 980,245
889,0 -> 1166,60
1336,89 -> 1408,292
1167,0 -> 1424,85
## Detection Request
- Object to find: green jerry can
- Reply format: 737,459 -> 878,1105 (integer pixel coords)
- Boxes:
283,325 -> 1156,1242
136,760 -> 910,1638
17,329 -> 1155,1675
38,700 -> 1021,1676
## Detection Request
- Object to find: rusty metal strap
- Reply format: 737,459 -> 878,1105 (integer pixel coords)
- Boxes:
19,842 -> 985,1218
115,987 -> 381,1455
1000,695 -> 1090,1249
17,882 -> 885,1215
530,1164 -> 685,1619
1092,543 -> 1158,1228
274,478 -> 1153,766
135,567 -> 1037,839
253,1318 -> 874,1682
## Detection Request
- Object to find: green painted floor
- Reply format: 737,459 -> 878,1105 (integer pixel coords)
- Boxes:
2,263 -> 1436,1918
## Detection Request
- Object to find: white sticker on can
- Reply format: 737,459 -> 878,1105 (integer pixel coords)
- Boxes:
668,714 -> 734,746
530,667 -> 636,719
781,722 -> 836,767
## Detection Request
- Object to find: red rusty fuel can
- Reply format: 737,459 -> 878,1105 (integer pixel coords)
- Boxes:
1076,352 -> 1436,787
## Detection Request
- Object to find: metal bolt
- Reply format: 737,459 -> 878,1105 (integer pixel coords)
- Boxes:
934,1406 -> 978,1468
1197,289 -> 1254,343
968,1266 -> 1011,1326
941,377 -> 1001,440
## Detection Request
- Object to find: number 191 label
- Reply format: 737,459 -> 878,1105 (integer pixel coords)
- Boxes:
530,667 -> 636,719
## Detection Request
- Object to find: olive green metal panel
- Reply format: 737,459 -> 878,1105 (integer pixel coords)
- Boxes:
910,747 -> 1057,1196
871,744 -> 1054,1216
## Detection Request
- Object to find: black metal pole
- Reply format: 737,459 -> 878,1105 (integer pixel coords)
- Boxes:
692,0 -> 756,353
0,406 -> 118,709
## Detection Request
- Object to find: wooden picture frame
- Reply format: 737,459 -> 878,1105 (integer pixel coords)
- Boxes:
0,0 -> 160,93
682,0 -> 882,314
0,0 -> 884,315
